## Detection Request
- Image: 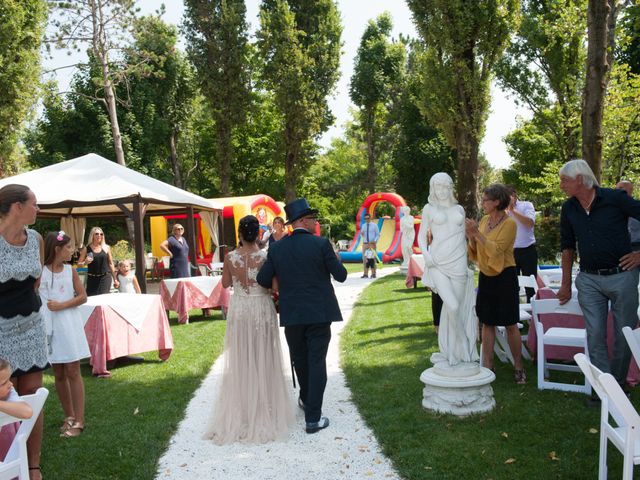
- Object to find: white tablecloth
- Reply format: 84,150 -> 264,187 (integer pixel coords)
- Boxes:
77,293 -> 158,331
162,276 -> 222,298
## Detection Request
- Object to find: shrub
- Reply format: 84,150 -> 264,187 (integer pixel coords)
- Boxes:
536,215 -> 561,263
110,239 -> 135,263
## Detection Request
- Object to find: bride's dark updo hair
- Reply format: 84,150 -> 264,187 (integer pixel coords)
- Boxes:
238,215 -> 260,244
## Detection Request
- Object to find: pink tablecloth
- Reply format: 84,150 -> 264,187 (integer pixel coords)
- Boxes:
527,287 -> 640,385
160,277 -> 230,324
0,422 -> 18,461
405,255 -> 425,288
83,295 -> 174,376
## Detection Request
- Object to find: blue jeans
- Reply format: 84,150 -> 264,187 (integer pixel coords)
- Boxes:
575,269 -> 639,384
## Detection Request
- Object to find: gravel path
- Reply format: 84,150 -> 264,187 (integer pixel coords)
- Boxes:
156,269 -> 401,480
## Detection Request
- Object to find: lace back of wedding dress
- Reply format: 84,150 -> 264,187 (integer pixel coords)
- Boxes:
204,247 -> 294,444
227,249 -> 269,296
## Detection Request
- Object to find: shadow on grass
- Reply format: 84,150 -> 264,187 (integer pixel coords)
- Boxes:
41,314 -> 227,479
341,274 -> 624,480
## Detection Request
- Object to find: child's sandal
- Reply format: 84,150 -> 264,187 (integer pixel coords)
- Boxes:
59,417 -> 75,433
60,421 -> 84,437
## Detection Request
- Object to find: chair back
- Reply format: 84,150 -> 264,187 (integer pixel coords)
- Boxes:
575,354 -> 625,425
0,387 -> 49,479
518,275 -> 539,293
210,262 -> 224,276
622,326 -> 640,368
197,264 -> 210,277
144,256 -> 155,270
599,373 -> 640,436
531,298 -> 583,335
161,256 -> 170,269
539,269 -> 563,286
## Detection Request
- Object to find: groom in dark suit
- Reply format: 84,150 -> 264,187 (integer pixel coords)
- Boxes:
257,198 -> 348,434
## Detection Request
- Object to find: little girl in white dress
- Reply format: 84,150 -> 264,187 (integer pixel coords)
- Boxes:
39,231 -> 90,437
116,260 -> 141,294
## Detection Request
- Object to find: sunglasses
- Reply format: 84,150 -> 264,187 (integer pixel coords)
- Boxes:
95,232 -> 104,236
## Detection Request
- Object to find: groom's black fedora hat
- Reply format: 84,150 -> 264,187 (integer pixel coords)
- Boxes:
284,198 -> 319,224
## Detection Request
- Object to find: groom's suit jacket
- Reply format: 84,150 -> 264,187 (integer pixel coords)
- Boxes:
257,229 -> 348,326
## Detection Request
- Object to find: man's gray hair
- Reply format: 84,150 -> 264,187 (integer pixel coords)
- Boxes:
559,159 -> 600,188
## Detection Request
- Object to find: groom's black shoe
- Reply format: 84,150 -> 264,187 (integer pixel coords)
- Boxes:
297,397 -> 306,411
305,417 -> 329,434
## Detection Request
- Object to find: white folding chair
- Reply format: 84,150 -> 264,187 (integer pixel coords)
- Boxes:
0,387 -> 49,480
531,298 -> 591,394
518,274 -> 539,311
622,326 -> 640,368
575,353 -> 629,480
210,262 -> 224,276
539,269 -> 563,287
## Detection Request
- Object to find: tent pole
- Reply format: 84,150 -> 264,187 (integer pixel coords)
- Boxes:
132,197 -> 147,293
186,206 -> 197,269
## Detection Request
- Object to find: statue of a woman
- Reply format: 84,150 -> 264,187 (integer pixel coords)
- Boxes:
418,173 -> 478,367
400,206 -> 415,272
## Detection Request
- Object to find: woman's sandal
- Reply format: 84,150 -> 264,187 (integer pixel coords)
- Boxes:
60,421 -> 84,437
514,369 -> 527,385
59,417 -> 75,433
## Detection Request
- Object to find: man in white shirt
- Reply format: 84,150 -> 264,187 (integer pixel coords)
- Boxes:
360,213 -> 380,278
506,186 -> 538,301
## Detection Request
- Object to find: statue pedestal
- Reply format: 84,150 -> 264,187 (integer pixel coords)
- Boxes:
420,361 -> 495,416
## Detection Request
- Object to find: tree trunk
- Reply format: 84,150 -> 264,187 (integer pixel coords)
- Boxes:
454,126 -> 480,219
103,79 -> 126,166
365,109 -> 376,194
284,121 -> 299,203
216,116 -> 232,195
582,0 -> 612,181
168,129 -> 184,188
284,148 -> 298,203
93,0 -> 125,166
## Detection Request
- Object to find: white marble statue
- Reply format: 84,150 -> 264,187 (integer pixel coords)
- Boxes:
400,206 -> 415,272
417,172 -> 478,367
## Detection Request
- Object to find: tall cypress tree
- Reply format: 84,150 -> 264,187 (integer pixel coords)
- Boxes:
407,0 -> 520,216
257,0 -> 342,201
184,0 -> 252,195
0,0 -> 47,175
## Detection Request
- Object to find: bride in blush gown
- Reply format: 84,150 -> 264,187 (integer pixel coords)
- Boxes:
204,215 -> 294,444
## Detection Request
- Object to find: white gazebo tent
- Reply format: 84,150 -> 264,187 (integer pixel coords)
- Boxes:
0,153 -> 221,292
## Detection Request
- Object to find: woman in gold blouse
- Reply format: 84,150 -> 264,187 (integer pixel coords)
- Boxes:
465,184 -> 525,384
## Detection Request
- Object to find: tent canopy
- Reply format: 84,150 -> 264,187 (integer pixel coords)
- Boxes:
0,153 -> 218,217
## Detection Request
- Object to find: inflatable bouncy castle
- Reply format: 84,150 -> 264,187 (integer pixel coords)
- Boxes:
340,192 -> 411,263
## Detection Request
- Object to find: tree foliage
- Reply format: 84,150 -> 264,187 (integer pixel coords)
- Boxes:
391,42 -> 456,210
617,3 -> 640,74
183,0 -> 252,195
601,62 -> 640,185
25,67 -> 120,168
407,0 -> 520,217
349,12 -> 405,194
123,15 -> 199,188
0,0 -> 47,176
48,0 -> 145,166
495,0 -> 586,162
257,0 -> 342,201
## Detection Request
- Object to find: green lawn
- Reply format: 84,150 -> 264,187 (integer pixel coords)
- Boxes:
38,273 -> 633,479
341,273 -> 633,480
40,310 -> 226,480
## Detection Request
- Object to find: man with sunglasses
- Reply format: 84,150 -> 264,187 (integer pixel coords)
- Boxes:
257,198 -> 347,434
